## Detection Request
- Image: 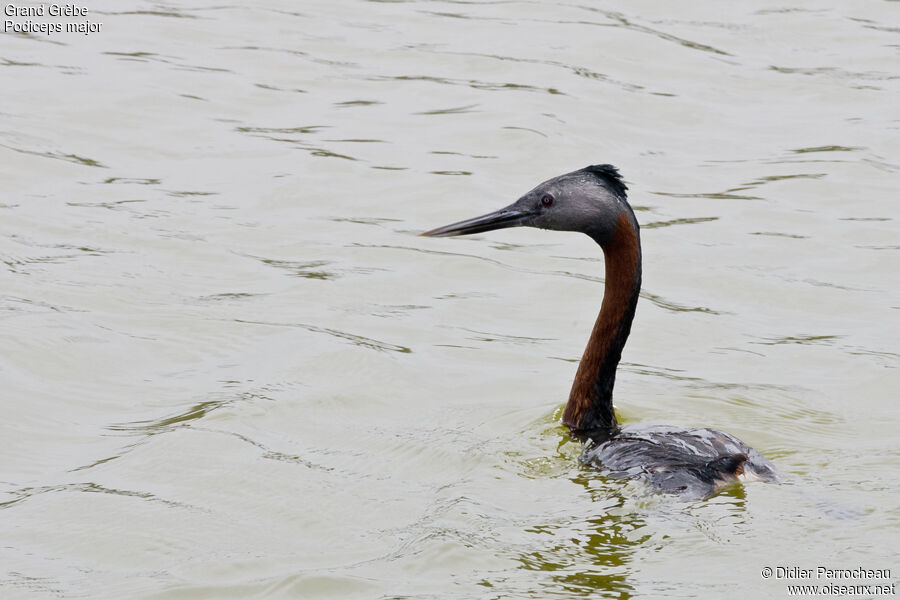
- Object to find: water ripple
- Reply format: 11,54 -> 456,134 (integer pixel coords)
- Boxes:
0,482 -> 203,512
598,9 -> 733,56
233,318 -> 412,354
427,50 -> 645,93
372,73 -> 564,95
194,427 -> 334,472
0,143 -> 107,168
415,103 -> 480,115
642,216 -> 718,229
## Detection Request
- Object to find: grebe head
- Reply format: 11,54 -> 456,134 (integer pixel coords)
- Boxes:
420,164 -> 632,246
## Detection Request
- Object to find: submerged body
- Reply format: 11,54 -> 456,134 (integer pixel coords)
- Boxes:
422,164 -> 780,498
583,425 -> 779,499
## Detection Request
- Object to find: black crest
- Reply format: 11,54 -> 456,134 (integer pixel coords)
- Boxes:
582,164 -> 628,199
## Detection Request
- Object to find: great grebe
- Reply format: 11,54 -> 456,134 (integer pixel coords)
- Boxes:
421,165 -> 780,498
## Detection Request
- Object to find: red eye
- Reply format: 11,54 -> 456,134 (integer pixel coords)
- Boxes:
541,193 -> 554,207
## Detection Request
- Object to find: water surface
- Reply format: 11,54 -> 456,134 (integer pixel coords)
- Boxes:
1,1 -> 898,598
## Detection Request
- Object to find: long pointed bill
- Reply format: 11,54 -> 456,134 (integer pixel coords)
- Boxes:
420,206 -> 534,237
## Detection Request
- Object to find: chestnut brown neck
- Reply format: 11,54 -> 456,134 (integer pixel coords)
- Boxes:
563,211 -> 641,436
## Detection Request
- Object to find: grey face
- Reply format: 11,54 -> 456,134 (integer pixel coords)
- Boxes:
517,171 -> 626,244
420,168 -> 628,245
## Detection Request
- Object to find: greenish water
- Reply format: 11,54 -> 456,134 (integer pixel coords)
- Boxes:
1,1 -> 898,598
